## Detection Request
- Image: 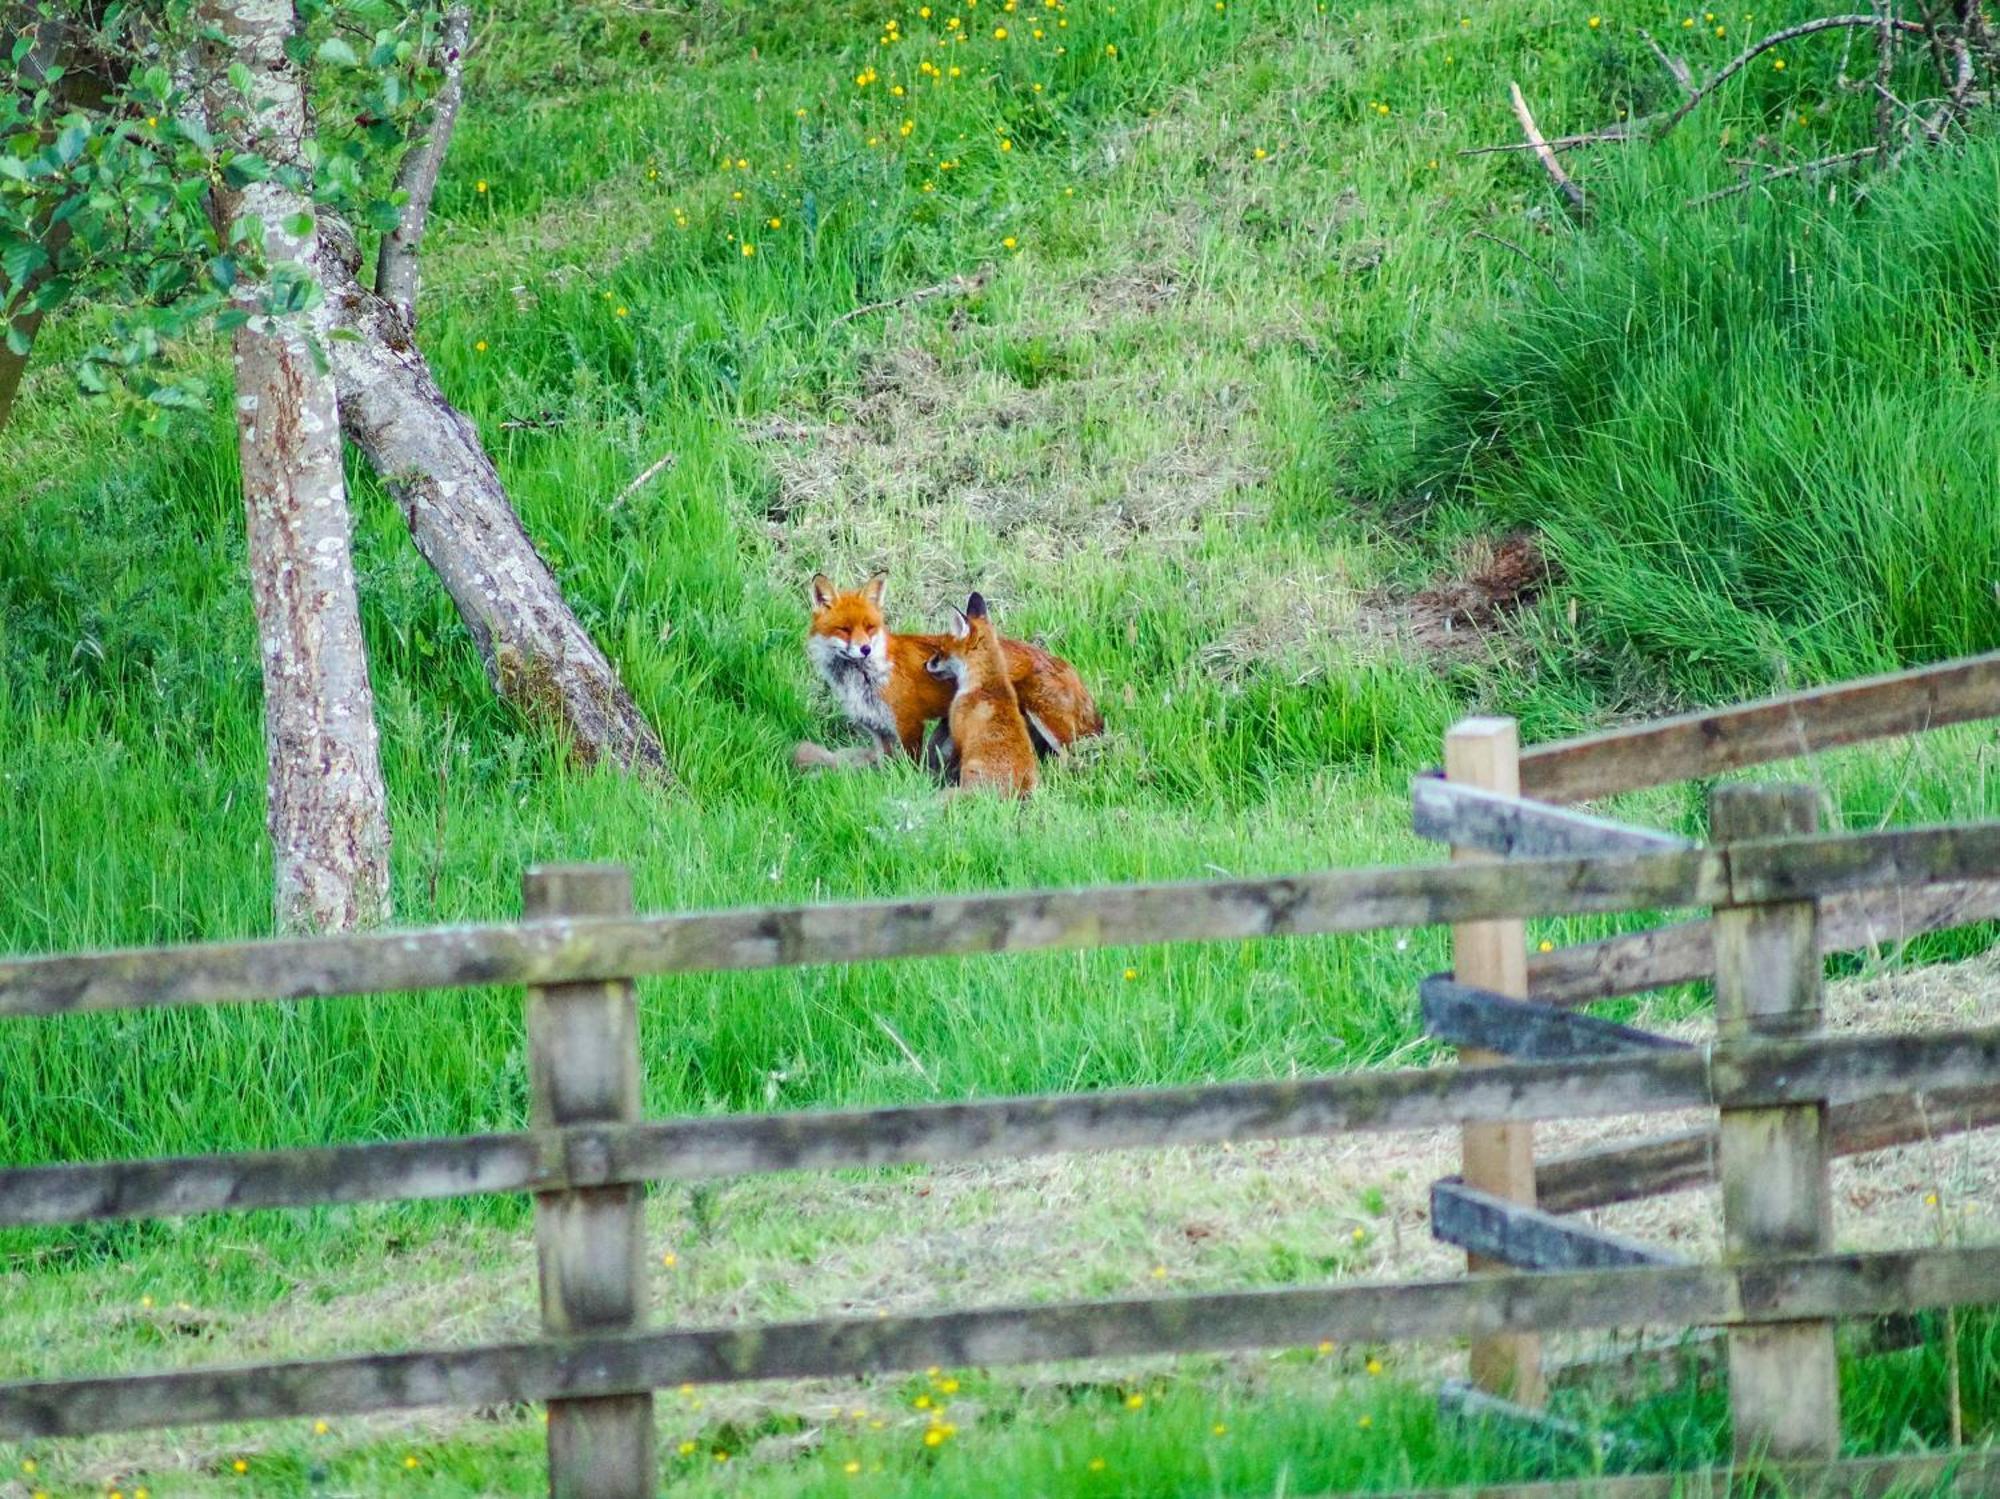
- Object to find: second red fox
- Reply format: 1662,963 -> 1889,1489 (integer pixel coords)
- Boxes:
923,592 -> 1041,797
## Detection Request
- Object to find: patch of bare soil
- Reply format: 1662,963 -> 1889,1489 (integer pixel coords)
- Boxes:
1358,532 -> 1558,663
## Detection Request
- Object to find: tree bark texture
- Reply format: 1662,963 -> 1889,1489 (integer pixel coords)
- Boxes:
319,226 -> 673,783
204,0 -> 392,932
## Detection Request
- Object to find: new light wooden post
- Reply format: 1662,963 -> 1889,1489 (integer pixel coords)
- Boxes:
1710,784 -> 1839,1462
524,865 -> 654,1499
1445,717 -> 1544,1406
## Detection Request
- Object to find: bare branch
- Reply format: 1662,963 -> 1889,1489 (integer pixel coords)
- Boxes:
830,270 -> 988,327
1508,81 -> 1587,217
607,451 -> 678,513
374,3 -> 471,324
1687,145 -> 1884,206
1875,7 -> 1900,154
1658,14 -> 1930,138
1637,26 -> 1696,95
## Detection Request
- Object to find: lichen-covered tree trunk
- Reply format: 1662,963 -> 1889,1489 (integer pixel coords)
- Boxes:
317,227 -> 673,782
203,0 -> 392,932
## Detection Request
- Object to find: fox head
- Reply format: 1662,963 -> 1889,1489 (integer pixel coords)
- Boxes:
806,573 -> 889,669
924,592 -> 1005,686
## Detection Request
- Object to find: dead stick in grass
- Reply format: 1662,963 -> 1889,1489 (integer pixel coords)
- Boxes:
1687,145 -> 1883,205
1458,126 -> 1642,157
1659,14 -> 1929,136
1508,81 -> 1588,216
608,452 -> 678,512
1637,26 -> 1696,94
831,271 -> 986,327
1876,10 -> 1898,151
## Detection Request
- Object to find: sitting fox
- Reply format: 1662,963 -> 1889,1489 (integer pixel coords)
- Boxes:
923,593 -> 1039,798
796,573 -> 1100,773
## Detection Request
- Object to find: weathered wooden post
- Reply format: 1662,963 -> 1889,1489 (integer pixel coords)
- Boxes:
1445,717 -> 1543,1406
524,865 -> 654,1498
1710,784 -> 1839,1462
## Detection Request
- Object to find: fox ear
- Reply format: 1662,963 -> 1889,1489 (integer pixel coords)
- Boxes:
809,573 -> 836,610
862,574 -> 888,607
949,608 -> 971,640
964,591 -> 988,621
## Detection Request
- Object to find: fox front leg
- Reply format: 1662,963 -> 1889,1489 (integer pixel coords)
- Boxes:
921,720 -> 959,784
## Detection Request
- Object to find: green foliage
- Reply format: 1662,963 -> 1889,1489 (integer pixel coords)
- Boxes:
0,0 -> 450,423
1363,127 -> 2000,711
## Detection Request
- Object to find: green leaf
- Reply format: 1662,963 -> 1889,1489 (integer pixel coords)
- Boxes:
281,210 -> 315,240
222,153 -> 271,187
316,36 -> 360,67
54,123 -> 87,164
0,156 -> 26,182
4,322 -> 29,357
227,61 -> 254,96
207,254 -> 238,290
2,239 -> 48,291
214,307 -> 250,332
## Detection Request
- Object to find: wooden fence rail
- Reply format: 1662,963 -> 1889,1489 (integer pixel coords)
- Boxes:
5,822 -> 2000,1018
4,650 -> 1998,1498
4,1024 -> 1996,1229
4,1245 -> 1996,1441
1514,649 -> 2000,804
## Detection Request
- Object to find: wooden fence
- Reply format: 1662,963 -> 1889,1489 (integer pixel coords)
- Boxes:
1,648 -> 1997,1499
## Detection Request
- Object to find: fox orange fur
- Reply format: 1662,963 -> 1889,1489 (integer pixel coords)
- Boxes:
923,593 -> 1038,797
797,573 -> 1101,773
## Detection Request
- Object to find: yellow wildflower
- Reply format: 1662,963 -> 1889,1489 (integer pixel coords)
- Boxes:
1088,1458 -> 1107,1471
615,306 -> 628,317
662,1251 -> 678,1267
1104,42 -> 1117,55
1772,57 -> 1784,69
1213,1422 -> 1228,1435
679,1441 -> 698,1455
768,217 -> 783,229
1366,1357 -> 1383,1375
994,26 -> 1008,38
475,180 -> 488,194
1125,1393 -> 1145,1409
741,243 -> 757,257
314,1419 -> 331,1435
1588,14 -> 1600,27
403,1455 -> 420,1470
844,1459 -> 862,1474
1358,1413 -> 1374,1429
232,1461 -> 248,1475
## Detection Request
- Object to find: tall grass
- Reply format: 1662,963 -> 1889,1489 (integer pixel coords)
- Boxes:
1366,135 -> 2000,709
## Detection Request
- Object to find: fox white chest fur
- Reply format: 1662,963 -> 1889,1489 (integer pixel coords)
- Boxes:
809,632 -> 898,743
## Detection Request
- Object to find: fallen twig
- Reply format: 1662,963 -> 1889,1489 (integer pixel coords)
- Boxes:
1468,230 -> 1561,287
1660,14 -> 1929,137
1508,81 -> 1587,217
831,270 -> 987,327
608,451 -> 678,511
1875,8 -> 1900,153
1637,26 -> 1696,95
1687,144 -> 1884,205
1458,125 -> 1641,157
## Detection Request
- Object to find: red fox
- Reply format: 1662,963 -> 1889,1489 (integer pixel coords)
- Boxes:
796,573 -> 1101,773
923,593 -> 1038,797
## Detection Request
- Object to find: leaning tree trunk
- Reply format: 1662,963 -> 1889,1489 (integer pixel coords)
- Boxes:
317,224 -> 673,783
204,0 -> 392,932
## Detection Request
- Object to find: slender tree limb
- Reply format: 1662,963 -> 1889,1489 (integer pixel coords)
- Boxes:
1637,26 -> 1696,95
1875,7 -> 1901,154
1658,14 -> 1929,137
831,270 -> 987,327
319,222 -> 675,784
608,451 -> 678,512
1508,81 -> 1587,217
1687,145 -> 1884,205
1458,126 -> 1642,157
374,2 -> 471,325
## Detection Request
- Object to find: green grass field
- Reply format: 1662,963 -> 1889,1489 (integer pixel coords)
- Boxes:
2,0 -> 1997,1491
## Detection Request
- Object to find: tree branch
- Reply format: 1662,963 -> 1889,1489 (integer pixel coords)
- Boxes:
374,2 -> 471,324
1636,26 -> 1696,95
1687,145 -> 1884,205
1658,14 -> 1929,137
1508,81 -> 1587,218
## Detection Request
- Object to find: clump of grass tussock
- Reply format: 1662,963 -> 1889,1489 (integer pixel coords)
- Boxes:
1364,134 -> 2000,710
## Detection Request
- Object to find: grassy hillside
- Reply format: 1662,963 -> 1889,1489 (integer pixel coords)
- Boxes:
2,0 -> 1997,1491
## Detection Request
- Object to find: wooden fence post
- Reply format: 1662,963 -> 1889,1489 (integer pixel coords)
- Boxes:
1710,784 -> 1839,1462
1445,717 -> 1544,1407
524,865 -> 654,1499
